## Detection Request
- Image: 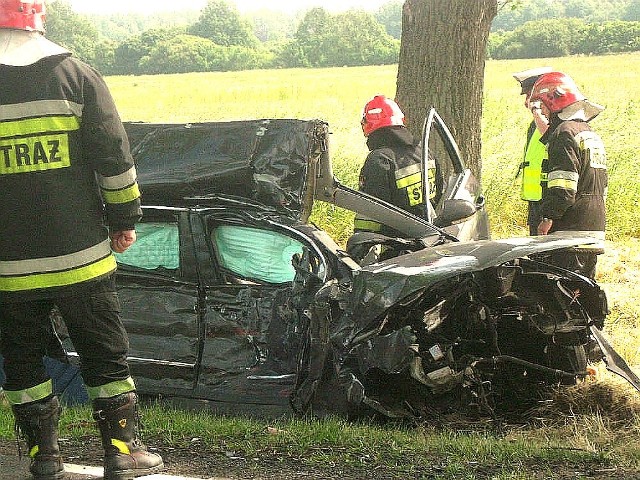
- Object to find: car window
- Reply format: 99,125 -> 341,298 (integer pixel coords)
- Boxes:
115,222 -> 180,273
424,119 -> 464,209
212,225 -> 304,284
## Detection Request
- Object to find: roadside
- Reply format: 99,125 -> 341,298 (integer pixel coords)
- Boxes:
0,452 -> 220,480
0,453 -> 101,480
0,435 -> 339,480
0,439 -> 227,480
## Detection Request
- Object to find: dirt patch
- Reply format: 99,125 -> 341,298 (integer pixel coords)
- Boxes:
0,433 -> 636,480
0,435 -> 407,480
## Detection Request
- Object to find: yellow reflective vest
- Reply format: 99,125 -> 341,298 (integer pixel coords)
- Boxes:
520,124 -> 547,202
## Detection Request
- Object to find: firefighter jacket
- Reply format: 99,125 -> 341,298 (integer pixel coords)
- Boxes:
520,121 -> 547,202
0,53 -> 142,298
354,126 -> 427,236
539,117 -> 607,237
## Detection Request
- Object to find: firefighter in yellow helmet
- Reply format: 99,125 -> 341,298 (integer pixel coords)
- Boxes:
0,2 -> 163,479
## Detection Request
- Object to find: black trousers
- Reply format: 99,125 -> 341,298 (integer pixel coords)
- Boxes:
527,200 -> 543,236
0,275 -> 130,392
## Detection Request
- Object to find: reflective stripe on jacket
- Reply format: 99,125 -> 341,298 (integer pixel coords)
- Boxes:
355,127 -> 427,236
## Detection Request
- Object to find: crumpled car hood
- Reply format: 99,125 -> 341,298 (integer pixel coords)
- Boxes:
350,233 -> 603,325
290,232 -> 614,419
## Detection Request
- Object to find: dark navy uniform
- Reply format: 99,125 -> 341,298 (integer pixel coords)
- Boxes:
539,117 -> 607,277
354,126 -> 429,237
0,52 -> 141,402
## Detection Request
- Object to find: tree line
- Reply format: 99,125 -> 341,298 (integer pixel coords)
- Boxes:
46,0 -> 640,76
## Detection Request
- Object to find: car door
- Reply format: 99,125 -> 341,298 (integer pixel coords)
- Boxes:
190,208 -> 328,413
422,108 -> 490,240
113,206 -> 202,396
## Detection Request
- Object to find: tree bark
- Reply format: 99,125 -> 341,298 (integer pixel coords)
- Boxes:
396,0 -> 497,180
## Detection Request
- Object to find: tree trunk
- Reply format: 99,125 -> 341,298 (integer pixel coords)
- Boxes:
396,0 -> 497,180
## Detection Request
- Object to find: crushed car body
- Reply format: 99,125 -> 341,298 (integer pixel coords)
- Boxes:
16,112 -> 636,419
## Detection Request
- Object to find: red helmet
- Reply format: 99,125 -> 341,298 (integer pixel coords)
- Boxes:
529,72 -> 585,114
361,95 -> 405,136
0,0 -> 45,32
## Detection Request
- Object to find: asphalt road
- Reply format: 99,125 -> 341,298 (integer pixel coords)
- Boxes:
0,454 -> 228,480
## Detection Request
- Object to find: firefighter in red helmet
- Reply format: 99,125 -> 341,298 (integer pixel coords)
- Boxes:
0,1 -> 163,479
354,95 -> 437,237
528,72 -> 607,278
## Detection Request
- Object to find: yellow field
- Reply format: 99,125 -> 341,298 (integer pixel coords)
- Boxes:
105,52 -> 640,239
105,53 -> 640,365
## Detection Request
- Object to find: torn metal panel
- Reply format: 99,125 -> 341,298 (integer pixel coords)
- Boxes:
351,326 -> 417,375
347,233 -> 608,328
590,326 -> 640,393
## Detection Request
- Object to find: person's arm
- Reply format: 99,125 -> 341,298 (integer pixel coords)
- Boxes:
81,64 -> 142,247
354,150 -> 395,233
538,129 -> 580,234
359,149 -> 394,203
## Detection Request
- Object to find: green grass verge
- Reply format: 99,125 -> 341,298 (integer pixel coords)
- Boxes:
2,399 -> 637,478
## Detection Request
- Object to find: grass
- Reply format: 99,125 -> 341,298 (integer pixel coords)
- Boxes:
2,396 -> 639,478
2,53 -> 640,477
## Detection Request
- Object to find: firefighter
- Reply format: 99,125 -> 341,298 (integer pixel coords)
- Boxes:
0,2 -> 163,479
529,71 -> 607,279
354,94 -> 436,236
512,66 -> 552,235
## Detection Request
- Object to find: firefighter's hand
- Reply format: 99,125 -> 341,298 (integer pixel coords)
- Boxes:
537,218 -> 553,235
530,105 -> 549,135
110,230 -> 137,253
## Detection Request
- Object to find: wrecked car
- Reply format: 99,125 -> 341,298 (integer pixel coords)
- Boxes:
22,111 -> 639,420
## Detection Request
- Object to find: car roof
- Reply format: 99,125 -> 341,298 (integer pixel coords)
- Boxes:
126,118 -> 328,221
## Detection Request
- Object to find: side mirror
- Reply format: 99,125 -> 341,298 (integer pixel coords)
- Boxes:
433,199 -> 477,227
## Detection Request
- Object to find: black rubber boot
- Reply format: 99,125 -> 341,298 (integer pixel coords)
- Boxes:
12,396 -> 65,480
92,392 -> 164,480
